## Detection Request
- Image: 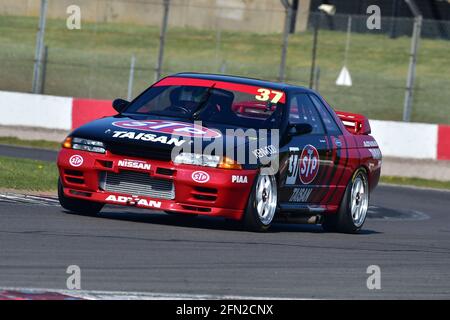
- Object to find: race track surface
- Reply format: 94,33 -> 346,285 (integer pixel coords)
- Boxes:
0,145 -> 449,298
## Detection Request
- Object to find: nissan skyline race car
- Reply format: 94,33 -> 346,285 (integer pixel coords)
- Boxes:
57,73 -> 382,233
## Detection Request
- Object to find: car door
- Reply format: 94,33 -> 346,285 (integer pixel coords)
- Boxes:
278,92 -> 334,207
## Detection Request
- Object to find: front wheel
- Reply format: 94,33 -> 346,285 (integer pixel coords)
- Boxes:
242,174 -> 278,232
58,179 -> 103,215
322,169 -> 369,234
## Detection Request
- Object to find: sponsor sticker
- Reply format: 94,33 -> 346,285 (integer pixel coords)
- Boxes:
192,171 -> 210,183
299,145 -> 319,185
69,155 -> 83,167
289,188 -> 313,202
368,148 -> 382,160
232,175 -> 248,183
363,140 -> 378,148
112,131 -> 186,146
105,195 -> 162,208
253,145 -> 277,159
117,159 -> 151,171
112,120 -> 221,138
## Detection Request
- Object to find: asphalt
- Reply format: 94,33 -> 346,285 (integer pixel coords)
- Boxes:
0,145 -> 450,298
0,144 -> 57,162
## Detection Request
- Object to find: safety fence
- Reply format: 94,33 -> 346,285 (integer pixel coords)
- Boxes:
1,90 -> 449,160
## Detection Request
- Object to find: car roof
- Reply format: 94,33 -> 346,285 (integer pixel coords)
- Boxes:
172,72 -> 313,94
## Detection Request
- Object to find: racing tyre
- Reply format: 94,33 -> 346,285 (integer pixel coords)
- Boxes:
58,179 -> 103,215
322,168 -> 369,234
243,174 -> 277,232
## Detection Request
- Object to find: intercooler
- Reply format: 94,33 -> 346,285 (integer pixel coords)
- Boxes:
101,170 -> 175,200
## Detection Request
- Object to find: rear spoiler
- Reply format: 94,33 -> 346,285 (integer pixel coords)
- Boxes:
335,110 -> 371,135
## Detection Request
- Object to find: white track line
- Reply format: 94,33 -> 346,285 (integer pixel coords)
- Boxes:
0,287 -> 301,300
0,193 -> 59,206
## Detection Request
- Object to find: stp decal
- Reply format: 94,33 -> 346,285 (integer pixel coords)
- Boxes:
69,155 -> 83,167
192,171 -> 210,183
112,120 -> 221,138
286,145 -> 320,185
299,145 -> 319,184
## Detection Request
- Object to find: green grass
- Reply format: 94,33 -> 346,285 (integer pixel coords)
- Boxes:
380,176 -> 450,190
0,137 -> 61,150
0,14 -> 449,124
0,156 -> 58,191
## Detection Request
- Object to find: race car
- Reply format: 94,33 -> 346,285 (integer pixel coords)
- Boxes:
57,73 -> 381,233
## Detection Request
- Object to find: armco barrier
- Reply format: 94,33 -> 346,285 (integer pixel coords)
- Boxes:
369,120 -> 438,160
0,91 -> 72,130
437,125 -> 450,160
72,98 -> 115,129
0,90 -> 449,161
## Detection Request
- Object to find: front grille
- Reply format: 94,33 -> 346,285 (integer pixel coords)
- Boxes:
103,170 -> 175,200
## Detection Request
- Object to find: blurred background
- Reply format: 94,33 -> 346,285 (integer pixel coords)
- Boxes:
0,0 -> 449,124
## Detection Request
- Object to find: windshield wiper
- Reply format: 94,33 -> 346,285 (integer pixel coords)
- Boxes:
190,84 -> 216,120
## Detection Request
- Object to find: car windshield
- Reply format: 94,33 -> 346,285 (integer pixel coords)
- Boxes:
123,77 -> 286,129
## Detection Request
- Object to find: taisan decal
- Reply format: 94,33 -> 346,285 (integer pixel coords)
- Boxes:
112,131 -> 186,146
112,120 -> 221,138
289,188 -> 313,202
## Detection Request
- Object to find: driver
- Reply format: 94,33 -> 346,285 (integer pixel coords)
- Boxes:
169,86 -> 206,112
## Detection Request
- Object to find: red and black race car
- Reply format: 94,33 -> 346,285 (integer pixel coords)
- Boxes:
57,73 -> 381,233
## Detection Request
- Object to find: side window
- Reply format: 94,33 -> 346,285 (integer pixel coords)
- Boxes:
289,93 -> 325,134
309,94 -> 342,135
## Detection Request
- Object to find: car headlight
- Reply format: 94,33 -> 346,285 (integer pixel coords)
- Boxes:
173,153 -> 242,169
62,137 -> 106,154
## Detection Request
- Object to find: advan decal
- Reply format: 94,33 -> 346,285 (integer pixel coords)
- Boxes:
112,120 -> 221,138
105,195 -> 162,208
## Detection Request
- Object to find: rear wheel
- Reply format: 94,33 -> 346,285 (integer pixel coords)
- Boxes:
243,174 -> 277,232
322,169 -> 369,234
58,179 -> 103,215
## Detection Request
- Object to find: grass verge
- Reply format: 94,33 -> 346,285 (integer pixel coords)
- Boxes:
0,137 -> 61,150
380,176 -> 450,190
0,156 -> 58,191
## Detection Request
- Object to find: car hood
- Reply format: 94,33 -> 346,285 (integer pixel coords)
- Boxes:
70,115 -> 278,165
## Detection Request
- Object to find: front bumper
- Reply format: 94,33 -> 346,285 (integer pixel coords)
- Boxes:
57,149 -> 257,220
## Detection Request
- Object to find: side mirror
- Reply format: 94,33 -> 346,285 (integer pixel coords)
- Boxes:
289,123 -> 313,136
112,98 -> 129,113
